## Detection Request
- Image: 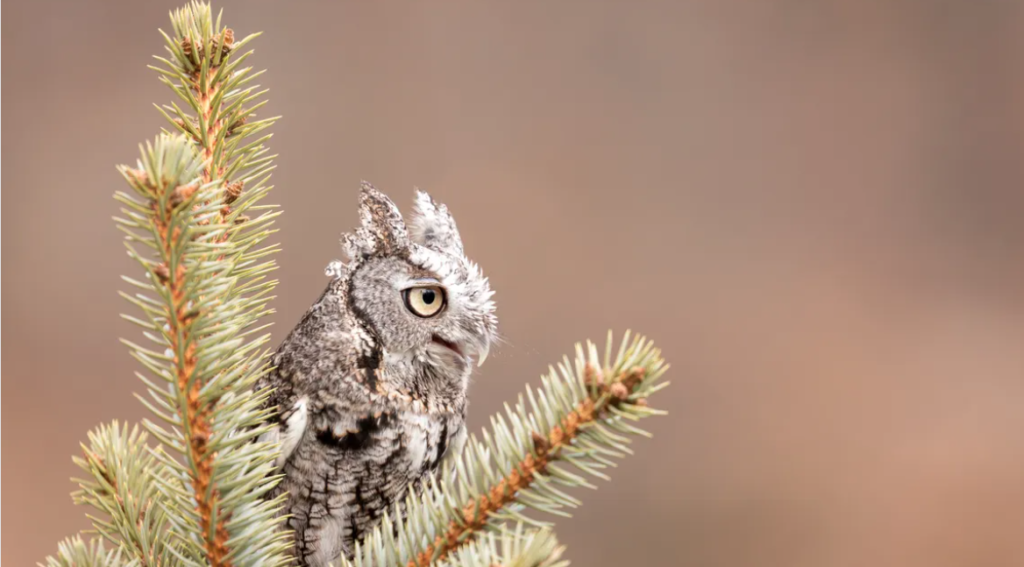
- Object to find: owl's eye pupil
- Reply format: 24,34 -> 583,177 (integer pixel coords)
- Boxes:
421,290 -> 436,304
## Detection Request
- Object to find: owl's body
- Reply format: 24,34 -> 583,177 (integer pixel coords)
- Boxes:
257,185 -> 496,567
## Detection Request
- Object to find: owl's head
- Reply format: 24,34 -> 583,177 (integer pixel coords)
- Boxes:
332,182 -> 497,391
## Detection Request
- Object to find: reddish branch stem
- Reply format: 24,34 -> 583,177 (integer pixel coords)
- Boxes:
409,366 -> 647,567
171,34 -> 238,565
153,173 -> 232,567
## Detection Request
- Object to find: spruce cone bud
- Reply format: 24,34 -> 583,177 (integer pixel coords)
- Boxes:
221,28 -> 235,53
224,180 -> 243,204
531,432 -> 551,458
153,264 -> 171,284
609,382 -> 630,401
169,183 -> 198,209
126,168 -> 149,190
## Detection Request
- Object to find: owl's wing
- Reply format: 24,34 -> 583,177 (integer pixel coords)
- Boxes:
258,396 -> 309,469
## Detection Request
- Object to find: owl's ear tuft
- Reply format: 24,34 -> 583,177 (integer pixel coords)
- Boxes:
357,181 -> 410,255
410,189 -> 464,256
341,227 -> 374,261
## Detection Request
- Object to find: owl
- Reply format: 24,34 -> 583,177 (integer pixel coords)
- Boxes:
256,183 -> 497,567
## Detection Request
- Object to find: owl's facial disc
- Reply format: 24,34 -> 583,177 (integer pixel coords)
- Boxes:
398,278 -> 484,366
342,185 -> 497,378
400,282 -> 469,358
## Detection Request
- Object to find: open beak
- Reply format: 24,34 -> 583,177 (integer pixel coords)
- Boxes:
431,334 -> 491,367
476,339 -> 490,367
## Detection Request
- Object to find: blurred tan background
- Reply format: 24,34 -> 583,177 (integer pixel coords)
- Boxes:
5,1 -> 1024,565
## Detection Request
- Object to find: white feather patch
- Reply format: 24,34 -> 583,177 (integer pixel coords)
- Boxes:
256,426 -> 279,448
263,396 -> 308,469
405,414 -> 431,472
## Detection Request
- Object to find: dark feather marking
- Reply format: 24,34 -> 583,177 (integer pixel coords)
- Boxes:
424,420 -> 449,473
316,412 -> 392,451
357,348 -> 380,392
344,276 -> 383,392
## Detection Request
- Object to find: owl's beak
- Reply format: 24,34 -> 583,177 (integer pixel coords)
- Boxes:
476,340 -> 490,367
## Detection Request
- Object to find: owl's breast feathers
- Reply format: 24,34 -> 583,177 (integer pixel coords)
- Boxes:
257,335 -> 467,566
265,376 -> 466,566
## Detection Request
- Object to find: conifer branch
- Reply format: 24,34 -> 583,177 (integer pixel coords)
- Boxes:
117,135 -> 232,566
43,4 -> 286,566
105,4 -> 287,566
41,536 -> 131,567
344,331 -> 669,567
153,1 -> 279,229
114,132 -> 286,566
72,423 -> 171,567
435,524 -> 567,567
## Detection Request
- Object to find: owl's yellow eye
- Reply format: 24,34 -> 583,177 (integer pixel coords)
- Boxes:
403,286 -> 446,318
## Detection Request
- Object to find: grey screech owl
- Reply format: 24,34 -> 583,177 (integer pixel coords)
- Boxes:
256,183 -> 498,566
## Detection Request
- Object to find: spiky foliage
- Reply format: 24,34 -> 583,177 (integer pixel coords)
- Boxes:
435,524 -> 567,567
113,132 -> 286,567
152,1 -> 278,213
43,536 -> 132,567
72,422 -> 173,567
66,2 -> 284,566
102,2 -> 285,565
344,332 -> 669,567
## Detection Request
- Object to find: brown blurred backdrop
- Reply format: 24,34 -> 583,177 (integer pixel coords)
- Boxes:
5,1 -> 1024,565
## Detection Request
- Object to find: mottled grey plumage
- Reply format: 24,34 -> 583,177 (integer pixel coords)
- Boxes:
257,183 -> 497,566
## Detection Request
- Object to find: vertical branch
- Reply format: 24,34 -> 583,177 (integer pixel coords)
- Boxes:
121,144 -> 232,566
153,1 -> 278,232
116,130 -> 287,567
159,181 -> 229,565
112,6 -> 287,566
47,3 -> 284,567
184,25 -> 232,223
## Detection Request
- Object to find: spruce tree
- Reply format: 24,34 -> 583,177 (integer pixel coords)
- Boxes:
43,3 -> 669,566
